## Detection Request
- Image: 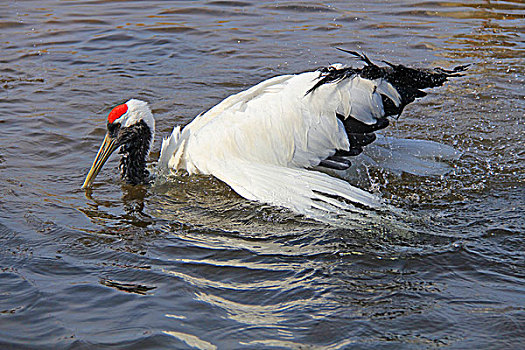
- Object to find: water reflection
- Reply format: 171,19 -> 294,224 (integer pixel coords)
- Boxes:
81,183 -> 152,226
162,330 -> 217,350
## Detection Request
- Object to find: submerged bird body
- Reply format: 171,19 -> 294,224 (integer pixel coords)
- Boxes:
83,52 -> 467,215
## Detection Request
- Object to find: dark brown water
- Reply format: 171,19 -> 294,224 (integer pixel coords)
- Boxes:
1,1 -> 523,349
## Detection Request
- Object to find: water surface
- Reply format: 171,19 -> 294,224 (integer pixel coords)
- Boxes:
0,0 -> 524,349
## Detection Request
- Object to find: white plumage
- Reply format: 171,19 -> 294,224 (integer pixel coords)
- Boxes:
156,68 -> 399,214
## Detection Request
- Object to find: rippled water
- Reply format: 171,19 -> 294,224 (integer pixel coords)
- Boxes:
1,0 -> 523,348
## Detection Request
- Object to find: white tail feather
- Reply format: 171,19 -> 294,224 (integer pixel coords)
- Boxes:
207,159 -> 382,216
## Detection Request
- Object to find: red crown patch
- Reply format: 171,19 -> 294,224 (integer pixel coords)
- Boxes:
108,104 -> 128,124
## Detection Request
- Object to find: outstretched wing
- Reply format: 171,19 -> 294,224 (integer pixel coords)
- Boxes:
157,56 -> 466,214
180,68 -> 401,173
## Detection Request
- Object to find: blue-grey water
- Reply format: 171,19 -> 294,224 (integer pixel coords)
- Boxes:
0,1 -> 523,349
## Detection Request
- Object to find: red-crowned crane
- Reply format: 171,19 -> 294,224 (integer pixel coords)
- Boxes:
82,50 -> 467,216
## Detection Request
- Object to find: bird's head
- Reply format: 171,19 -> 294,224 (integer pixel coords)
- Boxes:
82,99 -> 155,189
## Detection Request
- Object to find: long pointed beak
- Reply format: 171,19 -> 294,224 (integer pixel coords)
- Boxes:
82,133 -> 119,189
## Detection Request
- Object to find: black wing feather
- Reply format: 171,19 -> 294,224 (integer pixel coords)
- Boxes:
315,50 -> 468,171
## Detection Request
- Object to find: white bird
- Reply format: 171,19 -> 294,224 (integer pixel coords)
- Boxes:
82,50 -> 467,216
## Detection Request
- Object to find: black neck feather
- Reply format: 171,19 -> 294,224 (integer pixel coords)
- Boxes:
118,120 -> 152,185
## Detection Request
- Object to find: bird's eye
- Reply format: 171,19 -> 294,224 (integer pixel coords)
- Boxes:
107,122 -> 121,137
